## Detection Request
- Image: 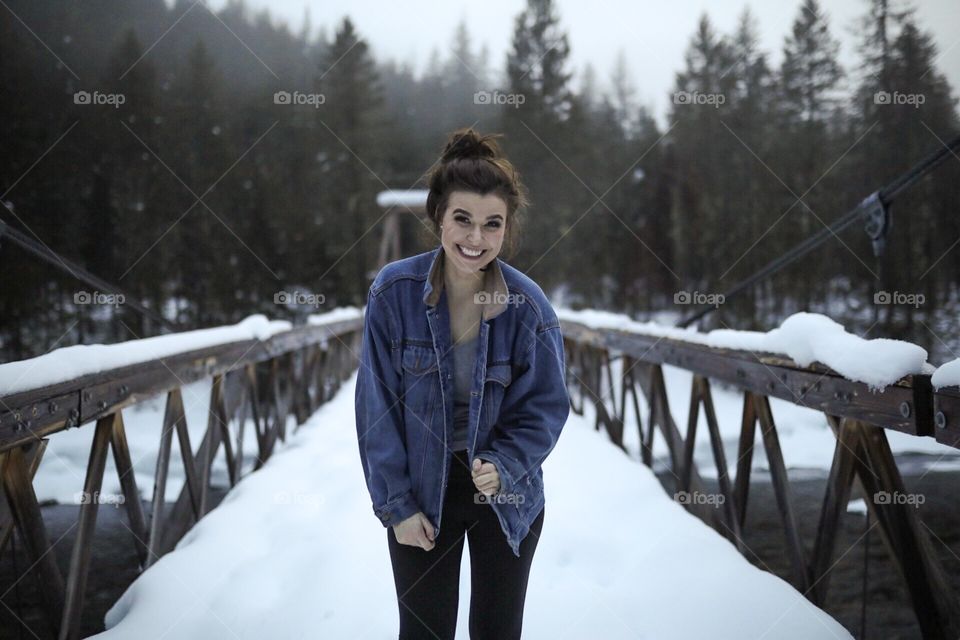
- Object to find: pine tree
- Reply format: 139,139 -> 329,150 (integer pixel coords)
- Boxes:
500,0 -> 577,291
774,0 -> 844,317
877,18 -> 958,342
168,39 -> 229,326
781,0 -> 843,127
441,20 -> 493,133
610,51 -> 638,138
505,0 -> 573,127
315,17 -> 386,304
667,14 -> 736,317
850,0 -> 952,343
0,12 -> 73,357
724,9 -> 775,326
102,29 -> 166,337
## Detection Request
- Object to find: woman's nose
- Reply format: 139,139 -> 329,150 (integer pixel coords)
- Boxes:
467,225 -> 482,243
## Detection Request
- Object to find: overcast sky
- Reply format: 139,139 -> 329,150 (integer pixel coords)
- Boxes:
208,0 -> 959,126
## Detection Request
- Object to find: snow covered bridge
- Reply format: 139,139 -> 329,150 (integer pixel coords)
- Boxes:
1,308 -> 958,638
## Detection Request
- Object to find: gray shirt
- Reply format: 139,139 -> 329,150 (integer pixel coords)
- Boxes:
450,335 -> 478,451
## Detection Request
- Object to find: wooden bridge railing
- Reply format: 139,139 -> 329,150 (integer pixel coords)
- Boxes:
0,315 -> 363,639
559,317 -> 960,640
6,308 -> 959,638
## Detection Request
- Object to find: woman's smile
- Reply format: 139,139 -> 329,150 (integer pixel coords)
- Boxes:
456,243 -> 487,260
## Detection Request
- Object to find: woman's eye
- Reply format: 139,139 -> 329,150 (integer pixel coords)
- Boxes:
486,221 -> 501,229
455,216 -> 470,224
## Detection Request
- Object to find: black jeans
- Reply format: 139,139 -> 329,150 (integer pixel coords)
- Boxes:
386,449 -> 545,639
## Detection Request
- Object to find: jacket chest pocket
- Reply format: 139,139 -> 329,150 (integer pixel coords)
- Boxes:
482,362 -> 513,425
400,344 -> 440,420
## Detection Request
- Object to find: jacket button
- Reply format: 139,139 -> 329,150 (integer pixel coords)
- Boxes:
380,512 -> 391,522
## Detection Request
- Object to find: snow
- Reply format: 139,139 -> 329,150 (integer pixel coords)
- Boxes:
846,499 -> 868,515
932,358 -> 960,390
376,189 -> 429,208
93,371 -> 852,640
30,376 -> 261,506
0,310 -> 361,398
760,313 -> 930,392
6,301 -> 949,636
27,355 -> 958,510
616,361 -> 960,479
305,305 -> 363,326
0,314 -> 288,397
14,303 -> 958,507
8,298 -> 955,509
558,309 -> 931,392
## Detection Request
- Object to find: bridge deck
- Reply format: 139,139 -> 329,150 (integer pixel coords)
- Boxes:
89,371 -> 850,640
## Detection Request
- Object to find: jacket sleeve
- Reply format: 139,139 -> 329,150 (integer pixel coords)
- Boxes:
355,288 -> 421,528
475,317 -> 570,498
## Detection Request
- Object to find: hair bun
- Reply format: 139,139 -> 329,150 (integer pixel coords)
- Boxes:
440,128 -> 501,163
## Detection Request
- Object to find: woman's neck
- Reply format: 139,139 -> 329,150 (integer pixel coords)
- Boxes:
442,254 -> 486,301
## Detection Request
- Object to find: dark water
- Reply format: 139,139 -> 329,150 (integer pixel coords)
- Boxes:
1,489 -> 229,639
656,460 -> 960,640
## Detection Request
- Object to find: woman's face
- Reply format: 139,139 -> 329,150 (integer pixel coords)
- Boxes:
439,190 -> 507,276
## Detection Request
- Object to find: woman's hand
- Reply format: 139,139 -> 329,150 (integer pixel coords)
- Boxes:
393,512 -> 436,550
472,458 -> 501,496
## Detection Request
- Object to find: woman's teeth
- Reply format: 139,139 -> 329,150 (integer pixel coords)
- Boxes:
457,244 -> 485,258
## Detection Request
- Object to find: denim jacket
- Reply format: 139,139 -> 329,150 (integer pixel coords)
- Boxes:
355,245 -> 570,556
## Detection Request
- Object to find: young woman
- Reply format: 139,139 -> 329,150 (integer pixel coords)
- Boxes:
355,128 -> 570,639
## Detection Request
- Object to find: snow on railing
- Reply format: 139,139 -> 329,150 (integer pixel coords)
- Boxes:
0,307 -> 364,639
557,309 -> 933,392
0,309 -> 362,398
556,309 -> 960,638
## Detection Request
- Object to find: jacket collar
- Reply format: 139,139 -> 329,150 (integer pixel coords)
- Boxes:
422,245 -> 509,322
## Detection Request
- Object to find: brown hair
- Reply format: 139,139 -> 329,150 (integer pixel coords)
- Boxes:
425,127 -> 529,260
